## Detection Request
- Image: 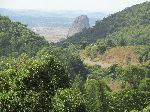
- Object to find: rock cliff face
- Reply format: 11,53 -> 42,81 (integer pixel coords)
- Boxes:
67,15 -> 90,37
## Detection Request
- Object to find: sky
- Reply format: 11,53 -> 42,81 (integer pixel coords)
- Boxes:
0,0 -> 149,13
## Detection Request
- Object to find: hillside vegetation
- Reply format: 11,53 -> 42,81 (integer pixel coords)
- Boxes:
60,1 -> 150,47
79,2 -> 150,66
81,46 -> 139,66
0,1 -> 150,112
80,24 -> 150,66
0,16 -> 48,57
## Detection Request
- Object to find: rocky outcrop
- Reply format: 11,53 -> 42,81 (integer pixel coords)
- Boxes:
67,15 -> 90,37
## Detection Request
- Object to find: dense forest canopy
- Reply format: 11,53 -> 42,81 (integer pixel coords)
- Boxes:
0,16 -> 49,57
0,1 -> 150,112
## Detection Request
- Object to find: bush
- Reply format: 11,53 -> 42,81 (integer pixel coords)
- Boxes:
53,88 -> 86,112
0,55 -> 69,111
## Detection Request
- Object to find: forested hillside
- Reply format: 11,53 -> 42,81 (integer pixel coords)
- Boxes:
0,15 -> 89,111
0,16 -> 48,57
60,1 -> 150,47
80,1 -> 150,66
81,24 -> 150,65
0,1 -> 150,112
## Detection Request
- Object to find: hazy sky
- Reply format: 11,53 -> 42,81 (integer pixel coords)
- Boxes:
0,0 -> 149,13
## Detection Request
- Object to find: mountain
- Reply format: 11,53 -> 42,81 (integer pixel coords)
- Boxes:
79,1 -> 150,66
60,1 -> 150,46
68,15 -> 90,37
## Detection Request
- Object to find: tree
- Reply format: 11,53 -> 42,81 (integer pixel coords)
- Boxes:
85,79 -> 110,112
118,65 -> 147,89
0,54 -> 69,111
139,78 -> 150,91
72,74 -> 85,93
53,88 -> 86,112
109,89 -> 150,112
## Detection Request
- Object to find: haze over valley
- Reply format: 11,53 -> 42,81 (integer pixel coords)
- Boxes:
0,8 -> 106,42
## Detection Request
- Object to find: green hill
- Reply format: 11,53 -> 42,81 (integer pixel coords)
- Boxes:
0,16 -> 48,57
0,2 -> 150,112
99,24 -> 150,46
60,1 -> 150,47
78,2 -> 150,66
0,15 -> 88,81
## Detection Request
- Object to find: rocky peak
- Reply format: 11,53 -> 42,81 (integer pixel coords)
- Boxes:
67,15 -> 90,37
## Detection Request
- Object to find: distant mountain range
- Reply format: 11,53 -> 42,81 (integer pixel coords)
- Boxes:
0,8 -> 107,27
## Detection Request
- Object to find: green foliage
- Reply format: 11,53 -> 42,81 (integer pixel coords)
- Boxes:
0,16 -> 48,57
86,65 -> 104,79
141,105 -> 150,112
85,79 -> 111,112
139,78 -> 150,91
131,105 -> 150,112
37,46 -> 88,81
84,43 -> 107,59
101,24 -> 150,47
72,74 -> 85,93
0,55 -> 69,111
53,88 -> 86,112
83,24 -> 150,60
0,69 -> 16,92
145,61 -> 150,78
0,55 -> 150,111
0,2 -> 150,111
136,46 -> 150,63
109,90 -> 150,112
117,65 -> 147,89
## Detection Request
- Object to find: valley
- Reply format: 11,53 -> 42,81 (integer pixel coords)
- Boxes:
31,27 -> 69,43
0,8 -> 106,42
0,1 -> 150,112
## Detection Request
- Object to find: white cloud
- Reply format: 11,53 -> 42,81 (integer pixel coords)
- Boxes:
0,0 -> 149,12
